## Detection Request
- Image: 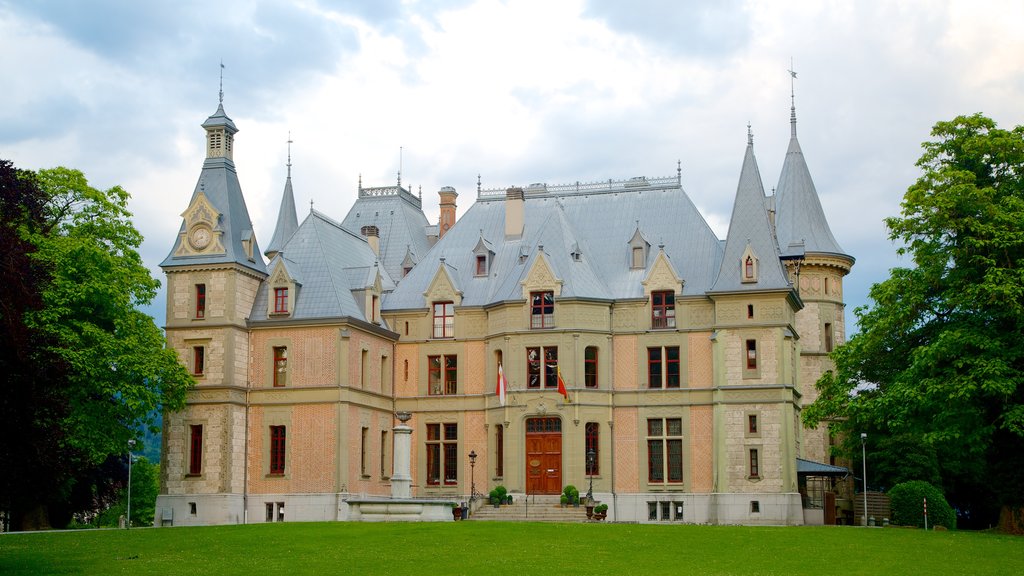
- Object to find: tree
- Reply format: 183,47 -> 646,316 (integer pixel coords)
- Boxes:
804,114 -> 1024,531
0,163 -> 192,530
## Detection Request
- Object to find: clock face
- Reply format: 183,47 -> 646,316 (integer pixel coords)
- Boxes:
189,226 -> 212,250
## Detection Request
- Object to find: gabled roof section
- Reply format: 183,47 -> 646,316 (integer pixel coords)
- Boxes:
264,171 -> 298,258
383,174 -> 723,311
710,131 -> 791,293
161,104 -> 266,275
250,210 -> 394,322
773,109 -> 850,260
340,184 -> 432,283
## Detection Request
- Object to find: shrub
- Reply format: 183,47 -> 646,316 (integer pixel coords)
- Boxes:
888,480 -> 955,529
563,485 -> 578,501
493,485 -> 508,500
594,504 -> 608,514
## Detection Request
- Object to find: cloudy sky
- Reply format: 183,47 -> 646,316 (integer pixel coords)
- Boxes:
3,0 -> 1023,332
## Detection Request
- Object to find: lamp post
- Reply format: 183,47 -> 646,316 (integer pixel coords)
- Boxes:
586,449 -> 595,503
126,439 -> 136,529
861,432 -> 868,527
468,450 -> 478,502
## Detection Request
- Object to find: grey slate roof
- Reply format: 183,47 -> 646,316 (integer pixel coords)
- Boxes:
264,173 -> 298,257
250,210 -> 395,322
797,457 -> 850,477
709,135 -> 792,293
383,177 -> 723,311
773,114 -> 851,260
339,186 -> 432,283
160,106 -> 267,275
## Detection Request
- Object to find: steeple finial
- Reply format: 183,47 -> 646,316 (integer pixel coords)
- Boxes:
358,173 -> 362,192
788,58 -> 798,137
747,122 -> 753,147
676,159 -> 682,183
286,131 -> 293,178
219,61 -> 225,105
397,146 -> 403,188
309,199 -> 314,213
477,174 -> 482,194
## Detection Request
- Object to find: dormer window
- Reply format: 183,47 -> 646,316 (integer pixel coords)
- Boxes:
274,287 -> 289,314
476,255 -> 487,276
740,244 -> 759,283
432,301 -> 454,338
628,227 -> 650,270
530,291 -> 554,329
651,291 -> 676,329
472,234 -> 494,277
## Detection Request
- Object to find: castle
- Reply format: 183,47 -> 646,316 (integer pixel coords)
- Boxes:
155,92 -> 854,525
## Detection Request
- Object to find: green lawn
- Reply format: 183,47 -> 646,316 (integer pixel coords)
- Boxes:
1,522 -> 1021,575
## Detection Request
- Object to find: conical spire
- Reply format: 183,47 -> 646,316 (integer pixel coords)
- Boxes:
265,134 -> 299,259
772,83 -> 848,259
709,127 -> 790,292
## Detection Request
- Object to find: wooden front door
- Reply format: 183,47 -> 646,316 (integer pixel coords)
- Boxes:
526,417 -> 562,494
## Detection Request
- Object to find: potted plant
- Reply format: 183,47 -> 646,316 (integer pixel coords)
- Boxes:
594,503 -> 608,520
559,494 -> 568,507
489,488 -> 502,508
493,485 -> 508,505
586,501 -> 595,519
563,485 -> 579,508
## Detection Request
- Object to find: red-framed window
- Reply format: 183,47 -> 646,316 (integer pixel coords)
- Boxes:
748,414 -> 758,434
585,422 -> 599,475
426,423 -> 458,486
193,346 -> 205,376
195,284 -> 206,319
584,346 -> 598,389
746,339 -> 757,370
273,346 -> 287,387
432,301 -> 454,338
749,448 -> 760,478
269,425 -> 286,475
189,424 -> 203,475
428,355 -> 457,395
647,418 -> 683,483
744,256 -> 754,280
475,255 -> 487,276
651,290 -> 675,329
530,291 -> 554,329
526,346 -> 558,389
495,424 -> 504,477
274,287 -> 288,314
647,346 -> 680,388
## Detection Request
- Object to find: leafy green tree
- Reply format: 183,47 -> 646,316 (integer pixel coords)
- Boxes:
804,114 -> 1024,531
0,163 -> 192,530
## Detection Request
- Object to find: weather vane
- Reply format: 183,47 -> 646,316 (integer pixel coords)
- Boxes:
287,131 -> 293,178
219,61 -> 225,104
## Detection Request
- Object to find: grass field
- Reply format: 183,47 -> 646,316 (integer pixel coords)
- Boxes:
1,522 -> 1021,575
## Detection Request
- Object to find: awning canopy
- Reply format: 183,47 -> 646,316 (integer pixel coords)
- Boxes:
797,458 -> 850,477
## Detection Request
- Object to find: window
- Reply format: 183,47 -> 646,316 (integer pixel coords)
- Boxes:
651,291 -> 676,329
747,304 -> 754,319
269,425 -> 286,475
647,346 -> 680,388
744,256 -> 754,280
584,346 -> 598,388
266,502 -> 285,522
530,291 -> 554,329
360,427 -> 368,476
193,346 -> 205,376
371,294 -> 378,323
266,502 -> 274,522
749,448 -> 760,478
188,425 -> 203,475
432,302 -> 454,338
824,322 -> 833,352
748,414 -> 758,435
360,349 -> 368,388
526,346 -> 558,389
751,500 -> 760,514
189,502 -> 197,515
195,284 -> 206,319
585,422 -> 599,475
495,424 -> 504,477
632,246 -> 645,269
745,340 -> 757,370
426,423 -> 458,486
476,255 -> 487,276
277,502 -> 285,522
274,287 -> 288,314
380,431 -> 389,478
273,346 -> 287,387
428,355 -> 458,395
647,418 -> 683,483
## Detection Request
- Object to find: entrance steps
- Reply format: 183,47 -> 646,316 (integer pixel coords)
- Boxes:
469,495 -> 591,522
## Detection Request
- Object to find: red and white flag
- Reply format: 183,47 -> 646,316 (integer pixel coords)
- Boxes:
496,362 -> 508,407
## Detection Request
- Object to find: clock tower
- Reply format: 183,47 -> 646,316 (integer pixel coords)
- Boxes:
156,97 -> 267,525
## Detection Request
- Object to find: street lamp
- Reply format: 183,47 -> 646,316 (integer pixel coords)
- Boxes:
861,433 -> 868,527
126,439 -> 136,529
468,450 -> 478,502
586,449 -> 595,503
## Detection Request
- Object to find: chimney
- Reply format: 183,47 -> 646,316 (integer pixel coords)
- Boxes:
438,186 -> 458,239
360,225 -> 380,255
505,187 -> 524,239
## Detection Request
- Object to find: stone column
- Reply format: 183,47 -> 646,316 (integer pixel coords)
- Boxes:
391,412 -> 413,499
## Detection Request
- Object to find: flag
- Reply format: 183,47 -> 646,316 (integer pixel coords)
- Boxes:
496,362 -> 507,407
557,367 -> 569,401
